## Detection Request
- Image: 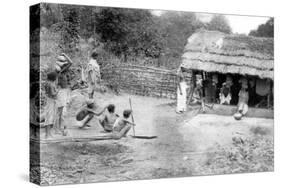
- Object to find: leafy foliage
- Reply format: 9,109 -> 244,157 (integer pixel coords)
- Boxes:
40,3 -> 63,28
34,4 -> 236,68
249,18 -> 274,37
205,14 -> 232,34
95,8 -> 164,59
196,136 -> 273,174
157,12 -> 204,57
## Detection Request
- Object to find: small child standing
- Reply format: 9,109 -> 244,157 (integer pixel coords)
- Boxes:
111,110 -> 135,139
43,71 -> 58,139
99,104 -> 119,132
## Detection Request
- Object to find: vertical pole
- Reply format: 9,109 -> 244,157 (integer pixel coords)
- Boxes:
129,98 -> 136,136
267,80 -> 271,109
187,71 -> 196,105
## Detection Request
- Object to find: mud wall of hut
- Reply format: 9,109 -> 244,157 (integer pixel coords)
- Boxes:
101,65 -> 191,99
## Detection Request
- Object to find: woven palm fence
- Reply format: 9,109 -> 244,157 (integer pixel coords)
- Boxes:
102,64 -> 191,99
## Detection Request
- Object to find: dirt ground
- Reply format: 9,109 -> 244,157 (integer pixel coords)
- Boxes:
30,90 -> 274,185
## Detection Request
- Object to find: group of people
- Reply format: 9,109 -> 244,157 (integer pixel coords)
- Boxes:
42,52 -> 135,139
176,70 -> 253,119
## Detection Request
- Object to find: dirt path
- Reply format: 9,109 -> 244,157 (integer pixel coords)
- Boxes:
32,90 -> 274,185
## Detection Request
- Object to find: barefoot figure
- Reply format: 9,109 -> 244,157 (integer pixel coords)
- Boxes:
55,53 -> 73,136
111,110 -> 135,139
76,99 -> 108,129
86,51 -> 101,99
43,71 -> 58,139
176,71 -> 189,113
99,104 -> 119,132
237,77 -> 249,116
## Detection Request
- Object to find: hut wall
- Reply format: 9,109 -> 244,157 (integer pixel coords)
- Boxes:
102,65 -> 191,99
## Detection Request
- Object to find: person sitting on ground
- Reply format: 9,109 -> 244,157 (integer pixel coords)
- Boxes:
219,82 -> 232,105
86,51 -> 101,99
193,79 -> 203,104
99,104 -> 119,132
111,110 -> 136,139
237,78 -> 249,116
76,99 -> 108,129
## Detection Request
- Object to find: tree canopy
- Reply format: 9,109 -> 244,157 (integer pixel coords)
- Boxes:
205,14 -> 232,34
35,4 -> 236,65
157,12 -> 204,57
249,18 -> 273,38
95,8 -> 164,58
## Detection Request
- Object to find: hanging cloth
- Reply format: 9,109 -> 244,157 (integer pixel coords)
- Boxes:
256,79 -> 271,96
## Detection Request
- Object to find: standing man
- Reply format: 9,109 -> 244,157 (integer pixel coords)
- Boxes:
176,68 -> 190,113
86,51 -> 101,99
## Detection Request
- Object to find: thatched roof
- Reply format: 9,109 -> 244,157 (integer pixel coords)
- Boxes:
181,30 -> 274,80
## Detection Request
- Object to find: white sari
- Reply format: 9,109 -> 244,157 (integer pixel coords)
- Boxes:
176,81 -> 188,113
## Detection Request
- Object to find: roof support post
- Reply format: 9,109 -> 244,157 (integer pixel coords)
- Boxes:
187,70 -> 196,105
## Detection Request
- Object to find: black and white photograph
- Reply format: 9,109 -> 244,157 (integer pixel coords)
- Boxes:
29,2 -> 274,186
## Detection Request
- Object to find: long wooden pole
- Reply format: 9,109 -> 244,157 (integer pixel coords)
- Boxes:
129,98 -> 136,136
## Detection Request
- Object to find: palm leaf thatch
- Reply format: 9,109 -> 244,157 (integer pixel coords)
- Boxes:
181,30 -> 274,80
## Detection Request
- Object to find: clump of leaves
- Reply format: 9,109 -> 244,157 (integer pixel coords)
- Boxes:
197,136 -> 273,175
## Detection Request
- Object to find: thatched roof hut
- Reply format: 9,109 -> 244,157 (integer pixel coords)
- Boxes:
180,30 -> 274,80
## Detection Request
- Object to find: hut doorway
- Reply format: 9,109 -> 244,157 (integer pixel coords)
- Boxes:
199,71 -> 273,109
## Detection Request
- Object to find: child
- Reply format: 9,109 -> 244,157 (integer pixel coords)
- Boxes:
43,71 -> 58,139
30,82 -> 41,138
111,110 -> 135,139
76,99 -> 108,129
99,104 -> 119,132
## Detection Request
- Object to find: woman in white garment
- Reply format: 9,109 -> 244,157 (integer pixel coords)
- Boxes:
176,70 -> 189,113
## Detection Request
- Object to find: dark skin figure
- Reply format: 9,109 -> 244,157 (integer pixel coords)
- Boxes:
88,69 -> 95,99
78,104 -> 109,129
56,53 -> 73,135
45,77 -> 58,139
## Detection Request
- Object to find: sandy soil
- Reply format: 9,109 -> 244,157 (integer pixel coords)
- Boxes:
31,90 -> 274,185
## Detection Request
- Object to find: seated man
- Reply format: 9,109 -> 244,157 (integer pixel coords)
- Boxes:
111,110 -> 135,139
237,81 -> 249,116
219,82 -> 232,105
99,104 -> 119,132
76,99 -> 108,129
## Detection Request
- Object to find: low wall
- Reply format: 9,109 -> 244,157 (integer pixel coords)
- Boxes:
205,104 -> 274,119
102,65 -> 191,99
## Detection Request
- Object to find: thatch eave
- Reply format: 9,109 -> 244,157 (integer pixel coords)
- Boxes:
181,30 -> 274,80
182,52 -> 273,70
181,58 -> 273,80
